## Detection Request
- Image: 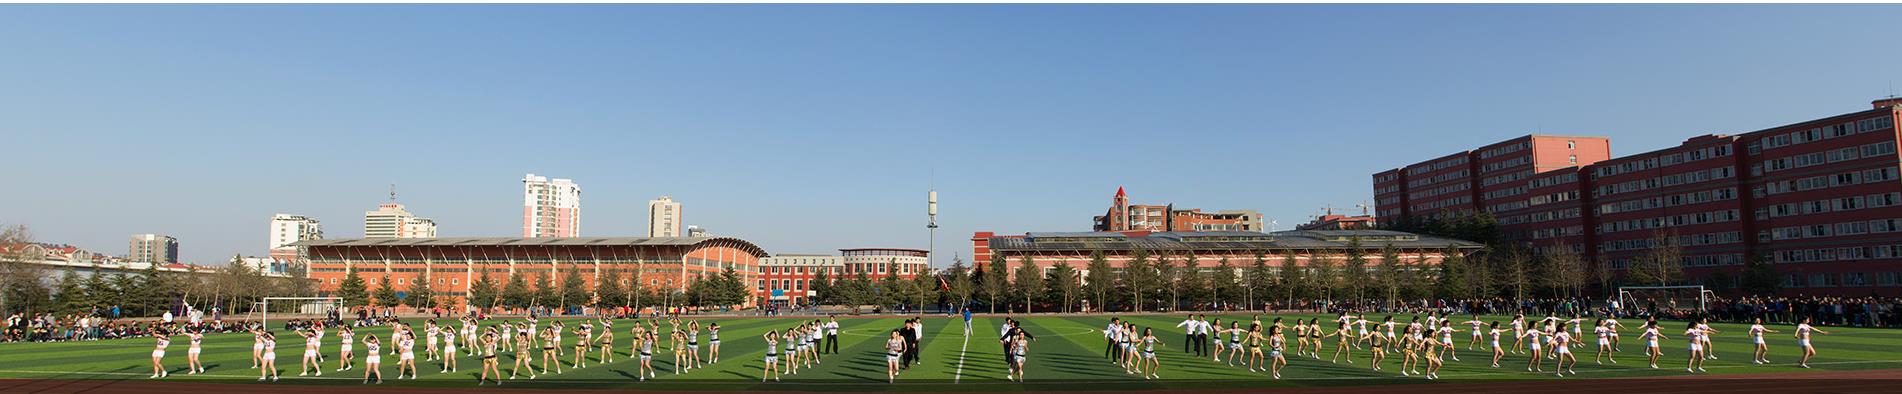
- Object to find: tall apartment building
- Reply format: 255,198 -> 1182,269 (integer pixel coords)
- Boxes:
128,234 -> 178,264
364,203 -> 436,239
648,196 -> 682,237
267,214 -> 323,260
522,173 -> 581,238
1091,187 -> 1262,232
1372,99 -> 1902,295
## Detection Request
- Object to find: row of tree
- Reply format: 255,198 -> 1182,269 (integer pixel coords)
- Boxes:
331,264 -> 755,314
2,224 -> 318,317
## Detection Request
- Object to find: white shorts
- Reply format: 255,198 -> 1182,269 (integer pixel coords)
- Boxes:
1531,344 -> 1542,351
1441,338 -> 1453,346
887,355 -> 899,362
1143,351 -> 1156,359
1799,339 -> 1811,348
428,338 -> 438,346
444,346 -> 456,353
189,348 -> 201,356
1556,347 -> 1571,355
764,355 -> 776,363
1015,355 -> 1026,364
1647,340 -> 1658,348
153,350 -> 166,358
367,355 -> 381,364
691,344 -> 701,351
1753,337 -> 1765,345
1597,339 -> 1610,346
1229,342 -> 1242,350
1689,344 -> 1702,352
1269,350 -> 1281,358
305,349 -> 318,358
401,353 -> 414,361
254,343 -> 265,351
1491,340 -> 1500,348
264,352 -> 276,361
342,344 -> 353,353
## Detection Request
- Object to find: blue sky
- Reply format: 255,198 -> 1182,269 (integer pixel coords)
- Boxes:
3,5 -> 1900,265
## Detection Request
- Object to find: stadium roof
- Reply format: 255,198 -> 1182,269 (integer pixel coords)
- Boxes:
987,229 -> 1479,253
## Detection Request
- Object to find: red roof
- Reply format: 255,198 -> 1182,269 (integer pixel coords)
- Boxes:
1116,186 -> 1125,197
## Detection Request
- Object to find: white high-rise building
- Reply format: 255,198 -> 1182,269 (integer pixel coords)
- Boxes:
364,203 -> 437,239
268,214 -> 323,251
128,234 -> 179,264
648,196 -> 682,237
522,173 -> 581,238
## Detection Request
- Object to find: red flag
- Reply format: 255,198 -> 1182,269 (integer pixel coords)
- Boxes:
938,277 -> 951,292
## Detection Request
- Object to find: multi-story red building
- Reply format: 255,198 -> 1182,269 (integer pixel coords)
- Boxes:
1092,187 -> 1262,232
1372,99 -> 1902,295
756,254 -> 841,308
970,230 -> 1483,282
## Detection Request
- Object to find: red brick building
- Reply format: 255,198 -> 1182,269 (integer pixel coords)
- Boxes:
1092,187 -> 1262,232
1296,213 -> 1378,231
299,237 -> 768,310
1372,99 -> 1902,295
971,230 -> 1483,280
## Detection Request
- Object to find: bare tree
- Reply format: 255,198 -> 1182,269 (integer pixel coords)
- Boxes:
1542,242 -> 1589,298
0,224 -> 48,315
1628,230 -> 1684,287
1500,246 -> 1531,307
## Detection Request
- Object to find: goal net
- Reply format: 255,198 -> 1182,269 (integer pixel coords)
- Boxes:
1617,286 -> 1712,317
258,296 -> 342,329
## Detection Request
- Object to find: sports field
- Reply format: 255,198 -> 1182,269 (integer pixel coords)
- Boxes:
2,313 -> 1898,392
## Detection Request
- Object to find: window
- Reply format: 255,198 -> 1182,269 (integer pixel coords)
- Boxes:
1568,141 -> 1576,149
1569,155 -> 1578,164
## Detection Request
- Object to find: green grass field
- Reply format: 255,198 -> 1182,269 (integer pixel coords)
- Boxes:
2,313 -> 1898,391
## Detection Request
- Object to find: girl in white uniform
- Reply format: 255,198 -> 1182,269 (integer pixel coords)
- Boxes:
397,331 -> 418,379
1684,322 -> 1707,373
1266,327 -> 1286,380
1010,335 -> 1029,381
708,324 -> 723,363
1522,328 -> 1547,372
362,334 -> 382,384
1605,316 -> 1625,351
441,328 -> 459,373
1552,322 -> 1576,376
1508,315 -> 1527,354
1641,321 -> 1667,369
299,329 -> 322,377
884,330 -> 906,383
1593,319 -> 1617,364
1749,317 -> 1778,365
761,330 -> 780,382
186,330 -> 205,374
251,328 -> 266,369
337,327 -> 356,372
1436,323 -> 1460,361
1697,318 -> 1720,360
1462,315 -> 1486,350
259,332 -> 279,382
150,329 -> 170,379
1796,317 -> 1829,368
425,321 -> 440,361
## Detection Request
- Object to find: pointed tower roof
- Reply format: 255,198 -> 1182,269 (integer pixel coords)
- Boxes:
1115,186 -> 1125,197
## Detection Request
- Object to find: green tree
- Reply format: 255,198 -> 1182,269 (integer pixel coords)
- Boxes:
595,268 -> 625,309
468,268 -> 499,311
337,269 -> 369,309
1123,249 -> 1154,312
1435,245 -> 1471,299
846,271 -> 877,313
880,263 -> 905,308
945,257 -> 974,310
407,270 -> 437,310
1246,252 -> 1273,310
80,272 -> 110,314
1278,251 -> 1307,305
1084,251 -> 1114,312
501,271 -> 531,310
809,269 -> 833,307
52,271 -> 88,314
1013,256 -> 1043,313
1211,257 -> 1239,310
533,273 -> 558,309
372,274 -> 400,309
1046,261 -> 1080,313
910,267 -> 940,313
980,256 -> 1009,313
1375,244 -> 1401,308
560,267 -> 588,310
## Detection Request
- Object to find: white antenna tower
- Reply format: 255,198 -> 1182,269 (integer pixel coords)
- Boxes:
389,184 -> 397,202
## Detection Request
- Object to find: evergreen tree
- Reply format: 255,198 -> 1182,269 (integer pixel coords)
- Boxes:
595,269 -> 625,309
1279,251 -> 1308,303
1046,261 -> 1080,313
80,272 -> 110,314
534,273 -> 558,310
1740,255 -> 1780,295
1012,256 -> 1043,313
980,256 -> 1009,313
1084,251 -> 1114,312
560,267 -> 588,311
1123,249 -> 1153,312
53,271 -> 88,314
501,271 -> 530,310
372,274 -> 400,309
1434,245 -> 1471,299
468,268 -> 499,311
337,269 -> 369,309
1211,257 -> 1239,309
946,258 -> 974,310
1374,243 -> 1400,308
809,269 -> 833,307
1245,252 -> 1272,310
910,267 -> 940,313
407,270 -> 436,310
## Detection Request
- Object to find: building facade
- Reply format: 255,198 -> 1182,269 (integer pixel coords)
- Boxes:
364,203 -> 436,239
298,236 -> 768,309
1296,213 -> 1378,231
648,196 -> 682,237
1372,99 -> 1902,295
840,248 -> 930,280
1092,187 -> 1263,232
756,254 -> 844,307
268,214 -> 323,260
522,173 -> 581,238
971,230 -> 1483,282
128,234 -> 178,264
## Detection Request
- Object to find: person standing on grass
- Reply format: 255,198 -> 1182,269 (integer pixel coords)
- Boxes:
149,328 -> 170,379
671,328 -> 690,374
1267,326 -> 1288,380
1461,315 -> 1486,351
396,330 -> 418,380
251,326 -> 267,369
1327,322 -> 1354,364
962,308 -> 973,337
1684,321 -> 1707,373
707,323 -> 723,363
1435,320 -> 1459,362
1175,314 -> 1198,356
684,320 -> 701,369
1552,321 -> 1577,376
1008,334 -> 1030,382
1697,317 -> 1721,361
360,333 -> 380,384
441,326 -> 459,373
1140,327 -> 1163,379
337,326 -> 356,372
299,328 -> 323,377
597,324 -> 616,364
761,329 -> 781,382
1244,324 -> 1266,373
424,320 -> 440,362
478,329 -> 501,385
1796,316 -> 1829,368
1594,319 -> 1618,365
637,327 -> 657,380
1748,317 -> 1776,365
1419,329 -> 1443,380
1508,314 -> 1527,355
539,326 -> 562,375
826,316 -> 841,354
571,321 -> 593,369
512,323 -> 536,380
1640,321 -> 1666,369
185,328 -> 205,374
1208,318 -> 1228,363
1523,322 -> 1549,372
1103,317 -> 1122,361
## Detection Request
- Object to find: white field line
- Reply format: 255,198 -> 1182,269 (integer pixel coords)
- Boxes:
953,330 -> 970,384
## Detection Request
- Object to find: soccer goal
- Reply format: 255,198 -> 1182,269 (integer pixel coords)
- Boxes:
1617,285 -> 1713,315
257,296 -> 343,328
